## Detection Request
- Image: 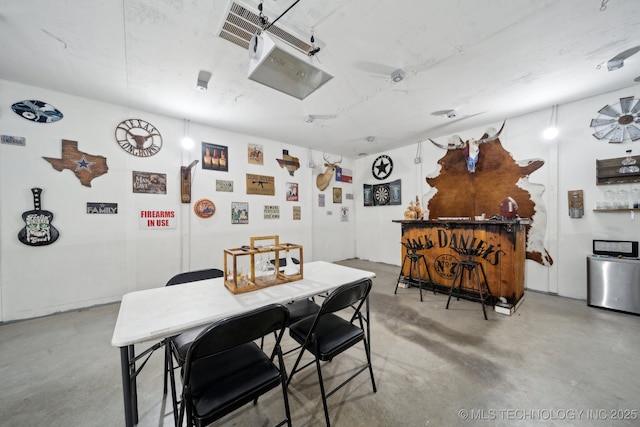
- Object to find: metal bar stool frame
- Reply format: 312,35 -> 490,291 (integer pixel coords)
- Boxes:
446,257 -> 493,320
395,241 -> 434,301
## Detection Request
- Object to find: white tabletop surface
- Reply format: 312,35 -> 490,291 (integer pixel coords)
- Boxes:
111,261 -> 375,347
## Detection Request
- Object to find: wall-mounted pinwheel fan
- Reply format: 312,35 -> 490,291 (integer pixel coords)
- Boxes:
590,96 -> 640,143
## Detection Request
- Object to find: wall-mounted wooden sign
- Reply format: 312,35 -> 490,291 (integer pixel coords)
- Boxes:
43,139 -> 108,187
246,174 -> 275,195
87,202 -> 118,214
276,149 -> 300,176
293,206 -> 301,220
568,190 -> 583,218
132,171 -> 166,194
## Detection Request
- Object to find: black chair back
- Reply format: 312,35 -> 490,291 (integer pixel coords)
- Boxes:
188,304 -> 289,358
320,278 -> 371,315
166,268 -> 224,286
180,304 -> 292,427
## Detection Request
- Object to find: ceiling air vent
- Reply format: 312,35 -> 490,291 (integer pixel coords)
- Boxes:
219,1 -> 311,54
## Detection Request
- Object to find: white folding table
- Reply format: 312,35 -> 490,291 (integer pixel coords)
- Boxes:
111,261 -> 375,427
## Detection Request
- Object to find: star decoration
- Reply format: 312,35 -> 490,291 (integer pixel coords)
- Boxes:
74,154 -> 95,172
375,159 -> 389,176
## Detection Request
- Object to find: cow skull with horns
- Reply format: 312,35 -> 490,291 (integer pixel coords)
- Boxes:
429,121 -> 505,172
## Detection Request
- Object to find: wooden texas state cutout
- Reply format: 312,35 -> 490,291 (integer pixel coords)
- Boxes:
43,139 -> 108,187
426,128 -> 553,266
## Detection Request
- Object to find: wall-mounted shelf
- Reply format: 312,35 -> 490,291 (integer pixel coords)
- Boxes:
593,208 -> 639,220
596,156 -> 640,185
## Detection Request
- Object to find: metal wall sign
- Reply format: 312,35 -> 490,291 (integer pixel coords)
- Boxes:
1,135 -> 26,146
139,209 -> 177,229
264,205 -> 280,219
216,180 -> 234,192
132,171 -> 167,194
87,202 -> 118,214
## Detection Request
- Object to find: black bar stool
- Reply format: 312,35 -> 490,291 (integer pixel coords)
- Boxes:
446,257 -> 493,320
395,241 -> 434,301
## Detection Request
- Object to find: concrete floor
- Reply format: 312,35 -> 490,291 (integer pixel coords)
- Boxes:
1,259 -> 639,427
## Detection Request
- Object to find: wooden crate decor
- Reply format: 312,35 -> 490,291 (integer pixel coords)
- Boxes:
223,235 -> 303,294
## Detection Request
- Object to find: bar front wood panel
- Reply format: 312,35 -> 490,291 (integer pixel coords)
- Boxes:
393,220 -> 527,304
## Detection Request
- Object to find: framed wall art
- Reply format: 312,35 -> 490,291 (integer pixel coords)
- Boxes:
132,171 -> 167,194
247,143 -> 263,165
202,142 -> 228,171
286,182 -> 298,201
231,202 -> 249,224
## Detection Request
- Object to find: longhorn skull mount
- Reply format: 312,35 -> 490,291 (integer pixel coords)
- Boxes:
429,121 -> 506,173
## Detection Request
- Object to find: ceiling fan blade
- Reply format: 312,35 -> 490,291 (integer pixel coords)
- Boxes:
609,45 -> 640,61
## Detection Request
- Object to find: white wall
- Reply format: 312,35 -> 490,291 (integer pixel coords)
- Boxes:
0,79 -> 356,321
2,78 -> 638,321
354,86 -> 640,301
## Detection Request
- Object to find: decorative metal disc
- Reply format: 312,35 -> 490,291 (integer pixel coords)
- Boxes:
372,154 -> 393,180
590,96 -> 640,143
115,119 -> 163,157
194,198 -> 216,218
11,100 -> 63,123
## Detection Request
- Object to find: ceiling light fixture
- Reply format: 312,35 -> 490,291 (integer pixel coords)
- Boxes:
366,136 -> 376,142
304,115 -> 314,123
391,68 -> 405,83
196,70 -> 211,91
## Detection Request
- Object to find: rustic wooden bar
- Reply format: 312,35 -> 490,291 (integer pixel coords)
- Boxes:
392,219 -> 529,305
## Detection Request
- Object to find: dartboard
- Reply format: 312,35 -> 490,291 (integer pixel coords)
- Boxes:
372,155 -> 393,180
590,96 -> 640,143
374,186 -> 390,205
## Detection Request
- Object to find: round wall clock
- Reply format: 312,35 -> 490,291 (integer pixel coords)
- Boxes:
590,96 -> 640,143
115,119 -> 163,157
11,100 -> 63,123
372,154 -> 393,180
194,198 -> 216,218
374,185 -> 390,205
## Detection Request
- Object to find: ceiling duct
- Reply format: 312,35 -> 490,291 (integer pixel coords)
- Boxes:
247,32 -> 333,100
219,1 -> 311,54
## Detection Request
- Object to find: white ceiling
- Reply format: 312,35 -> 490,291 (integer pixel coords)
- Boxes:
2,0 -> 640,158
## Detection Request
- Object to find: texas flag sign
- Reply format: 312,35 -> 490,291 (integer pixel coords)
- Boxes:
336,167 -> 352,183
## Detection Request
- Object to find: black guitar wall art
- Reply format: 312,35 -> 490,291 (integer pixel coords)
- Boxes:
18,188 -> 59,246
